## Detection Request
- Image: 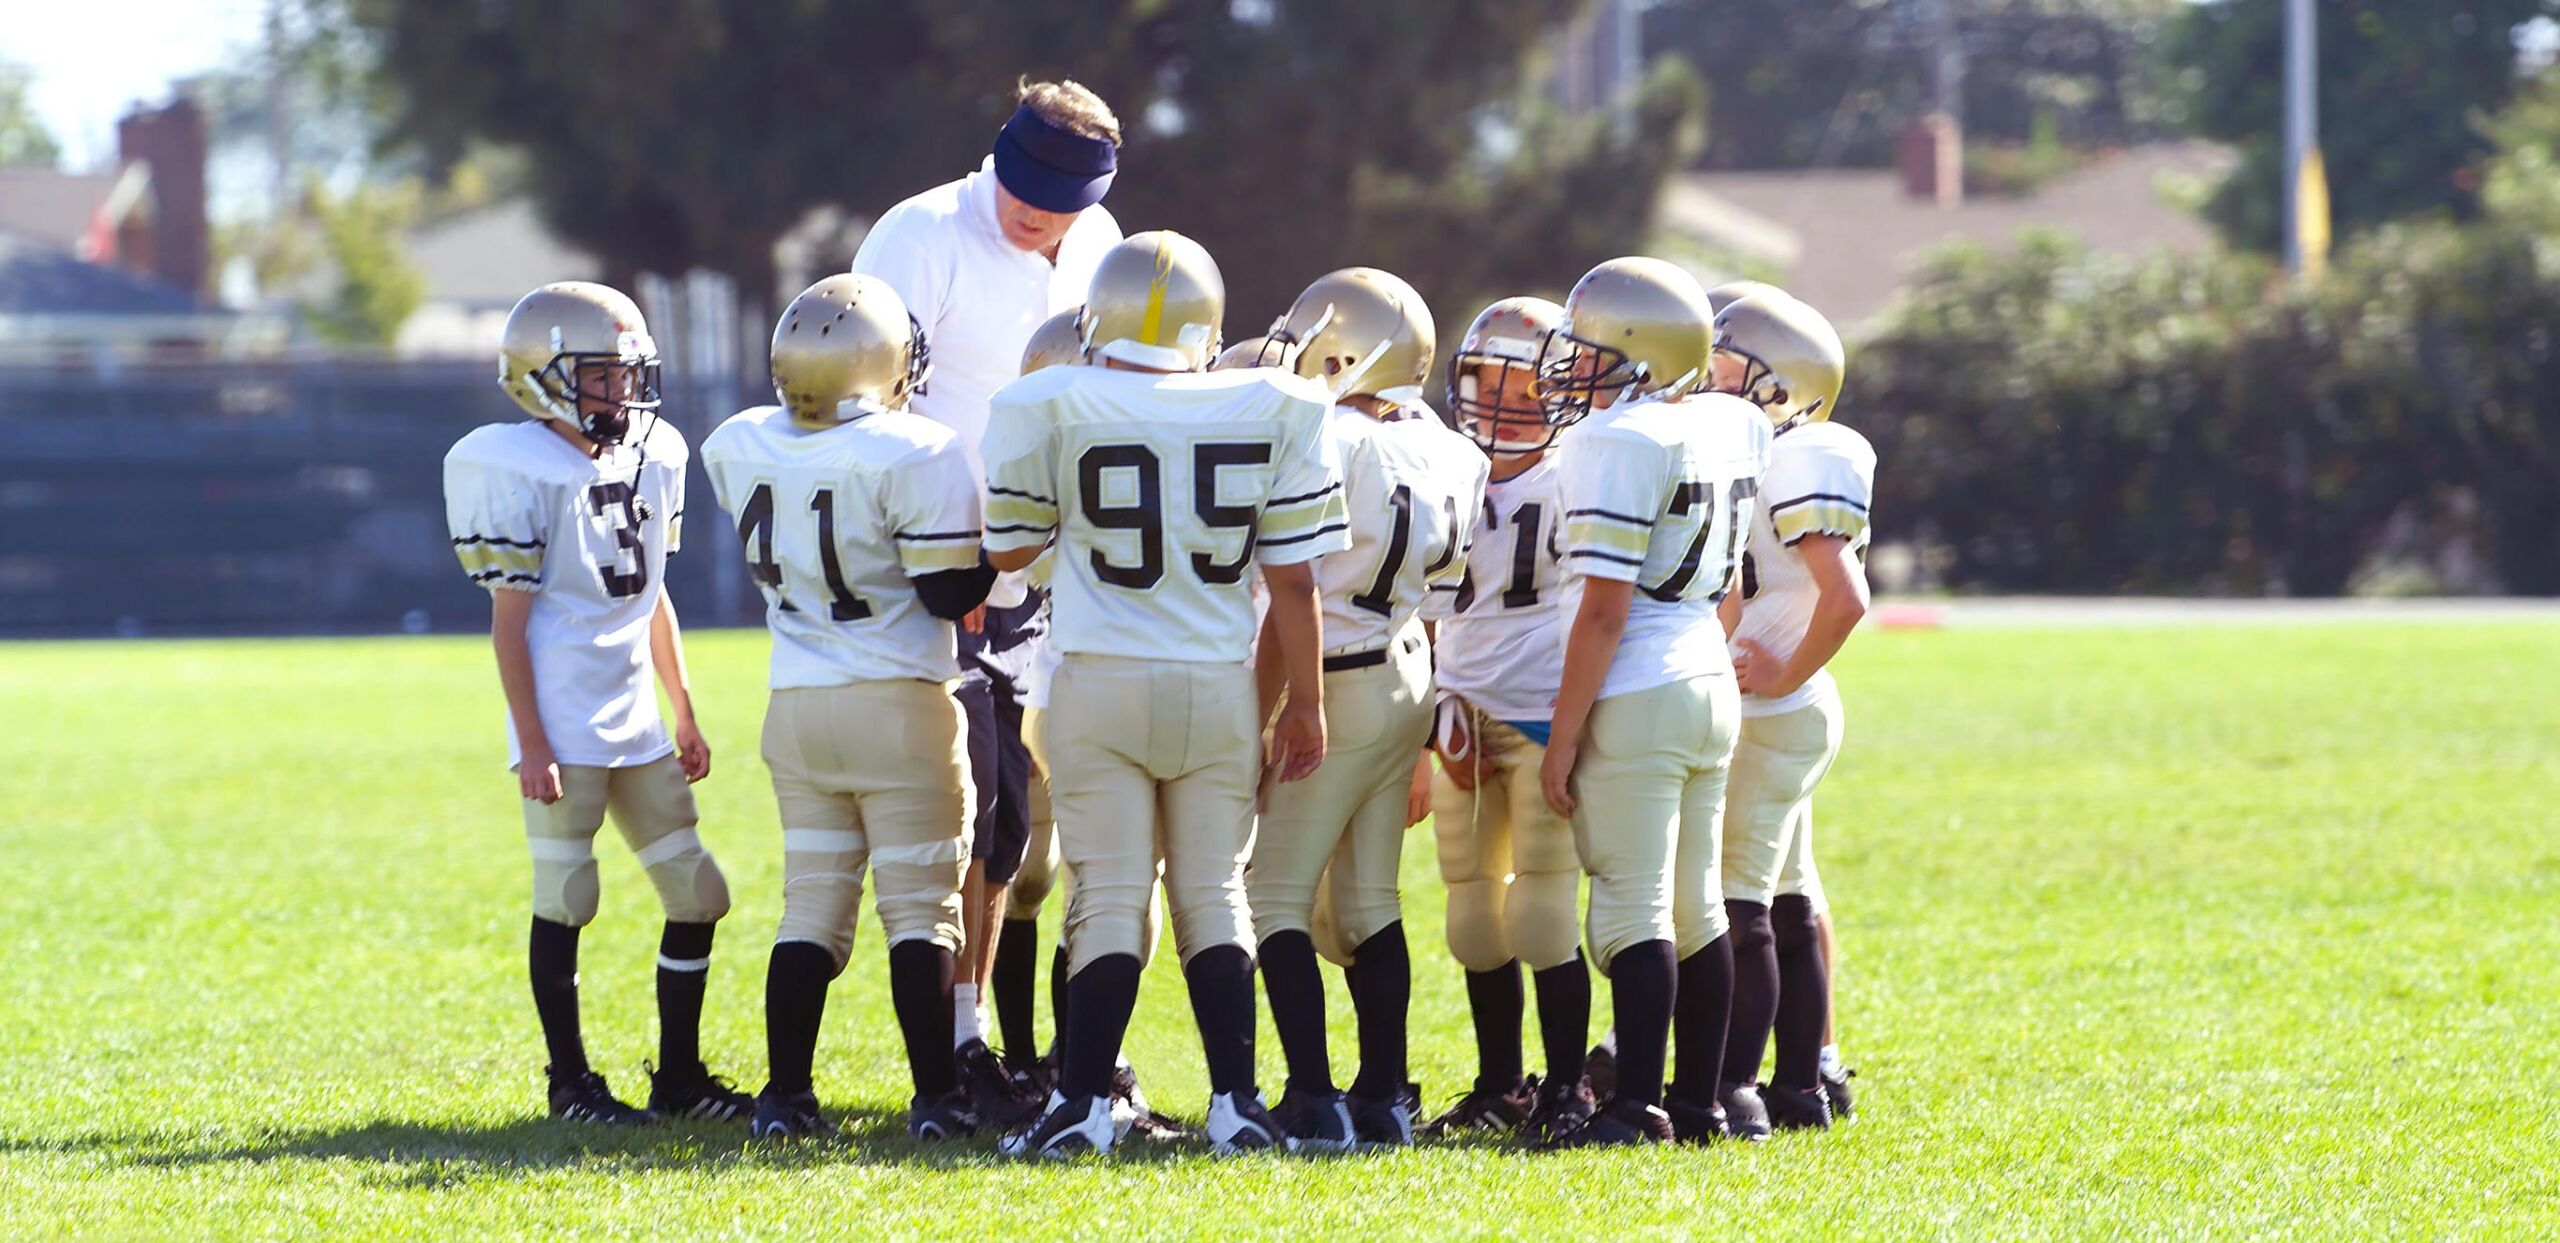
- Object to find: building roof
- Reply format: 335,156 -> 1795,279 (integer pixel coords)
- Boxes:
1662,142 -> 2237,327
406,199 -> 602,309
0,234 -> 203,316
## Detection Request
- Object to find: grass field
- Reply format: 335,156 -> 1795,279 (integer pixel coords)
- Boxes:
3,621 -> 2556,1239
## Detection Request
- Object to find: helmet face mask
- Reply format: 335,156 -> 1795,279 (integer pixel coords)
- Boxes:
544,349 -> 663,446
500,282 -> 663,447
1531,327 -> 1645,430
1709,292 -> 1845,428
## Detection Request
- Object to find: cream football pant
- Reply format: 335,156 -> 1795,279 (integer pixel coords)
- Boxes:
1045,655 -> 1260,975
1569,674 -> 1742,972
1432,708 -> 1584,974
1248,631 -> 1434,961
1720,697 -> 1846,907
523,754 -> 729,928
759,680 -> 974,967
1016,706 -> 1163,965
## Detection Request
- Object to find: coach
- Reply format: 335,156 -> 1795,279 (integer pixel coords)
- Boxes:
851,78 -> 1123,1100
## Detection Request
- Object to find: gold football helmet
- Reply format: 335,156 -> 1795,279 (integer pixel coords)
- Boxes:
1020,305 -> 1087,375
1275,267 -> 1435,405
1713,292 -> 1846,426
1537,257 -> 1716,426
1081,230 -> 1224,371
1705,279 -> 1789,315
1446,295 -> 1566,454
1210,333 -> 1298,372
498,281 -> 661,444
769,274 -> 930,424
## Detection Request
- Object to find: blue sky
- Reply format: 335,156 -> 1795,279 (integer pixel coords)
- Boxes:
9,0 -> 267,169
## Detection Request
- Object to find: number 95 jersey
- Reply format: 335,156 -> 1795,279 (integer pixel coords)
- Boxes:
443,416 -> 688,769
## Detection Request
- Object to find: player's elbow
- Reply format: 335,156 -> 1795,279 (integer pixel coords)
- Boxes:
986,544 -> 1042,574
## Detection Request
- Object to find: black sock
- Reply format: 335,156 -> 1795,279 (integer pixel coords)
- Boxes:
656,920 -> 716,1073
1184,945 -> 1259,1096
1722,900 -> 1777,1086
888,940 -> 959,1097
1047,942 -> 1071,1059
1533,954 -> 1592,1086
529,917 -> 586,1075
1466,961 -> 1526,1093
763,941 -> 839,1096
1061,954 -> 1143,1099
1347,922 -> 1411,1099
1770,895 -> 1829,1090
1671,934 -> 1736,1107
993,916 -> 1042,1059
1258,930 -> 1334,1095
1607,940 -> 1677,1106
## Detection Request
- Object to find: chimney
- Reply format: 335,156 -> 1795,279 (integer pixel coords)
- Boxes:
116,98 -> 210,303
1896,112 -> 1965,209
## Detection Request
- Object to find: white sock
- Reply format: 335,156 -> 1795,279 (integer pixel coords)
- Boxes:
1819,1044 -> 1844,1078
953,984 -> 983,1049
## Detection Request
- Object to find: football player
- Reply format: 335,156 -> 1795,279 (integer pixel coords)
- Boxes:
1246,268 -> 1486,1149
444,282 -> 749,1126
1415,296 -> 1600,1142
1535,258 -> 1772,1146
1709,292 -> 1867,1131
982,231 -> 1347,1157
700,275 -> 996,1141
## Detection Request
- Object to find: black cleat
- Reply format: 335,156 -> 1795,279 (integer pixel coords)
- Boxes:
1821,1065 -> 1857,1119
958,1039 -> 1041,1131
1763,1081 -> 1834,1131
1524,1076 -> 1597,1145
1422,1076 -> 1537,1137
1000,1092 -> 1116,1159
1271,1086 -> 1358,1152
749,1086 -> 837,1140
646,1062 -> 753,1122
1662,1092 -> 1728,1144
1206,1090 -> 1296,1155
1008,1051 -> 1059,1100
1584,1040 -> 1617,1100
547,1065 -> 652,1126
907,1088 -> 980,1141
1542,1095 -> 1672,1148
1348,1082 -> 1420,1147
1718,1081 -> 1772,1142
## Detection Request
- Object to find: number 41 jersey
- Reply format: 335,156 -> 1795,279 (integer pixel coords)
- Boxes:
701,404 -> 985,689
443,416 -> 688,769
982,364 -> 1350,664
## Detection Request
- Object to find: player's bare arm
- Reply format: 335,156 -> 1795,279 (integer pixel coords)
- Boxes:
1733,533 -> 1867,700
1262,559 -> 1328,782
986,543 -> 1043,574
1541,576 -> 1633,817
489,588 -> 561,804
647,592 -> 711,782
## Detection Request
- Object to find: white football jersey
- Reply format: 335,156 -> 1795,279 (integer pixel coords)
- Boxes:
1734,420 -> 1875,717
1315,404 -> 1488,658
702,404 -> 983,690
1428,453 -> 1568,723
444,416 -> 688,769
982,364 -> 1349,664
1556,391 -> 1773,701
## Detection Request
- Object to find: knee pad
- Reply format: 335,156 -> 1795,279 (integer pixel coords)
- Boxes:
1007,819 -> 1060,920
1505,869 -> 1582,973
874,837 -> 969,952
1770,893 -> 1818,954
1442,877 -> 1512,974
1308,871 -> 1355,968
527,838 -> 601,927
635,829 -> 731,923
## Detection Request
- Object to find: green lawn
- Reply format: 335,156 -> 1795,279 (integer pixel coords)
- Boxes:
2,623 -> 2555,1239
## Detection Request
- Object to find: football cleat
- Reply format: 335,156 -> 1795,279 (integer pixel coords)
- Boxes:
1717,1081 -> 1772,1143
1663,1092 -> 1729,1144
1421,1076 -> 1538,1137
548,1066 -> 652,1126
645,1062 -> 753,1123
1000,1092 -> 1115,1160
1763,1081 -> 1834,1131
749,1086 -> 837,1141
1821,1065 -> 1857,1120
958,1039 -> 1042,1132
907,1088 -> 980,1142
1541,1096 -> 1673,1148
1348,1083 -> 1421,1148
1524,1076 -> 1597,1145
1206,1090 -> 1297,1155
1009,1051 -> 1059,1101
1271,1086 -> 1358,1152
1584,1040 -> 1617,1101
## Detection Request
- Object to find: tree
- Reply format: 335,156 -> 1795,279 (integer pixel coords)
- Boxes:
303,180 -> 425,345
2164,0 -> 2559,252
0,61 -> 62,170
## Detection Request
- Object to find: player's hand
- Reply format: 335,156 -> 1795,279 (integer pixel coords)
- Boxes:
962,605 -> 987,635
1732,637 -> 1795,698
1270,697 -> 1328,784
519,741 -> 564,805
1405,751 -> 1435,827
1433,711 -> 1478,792
1540,738 -> 1579,818
674,719 -> 712,783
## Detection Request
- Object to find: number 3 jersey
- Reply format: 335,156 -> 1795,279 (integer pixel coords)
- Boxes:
1557,391 -> 1774,701
981,365 -> 1350,664
1316,403 -> 1489,658
443,416 -> 689,769
1426,454 -> 1566,723
1733,419 -> 1876,717
700,404 -> 984,690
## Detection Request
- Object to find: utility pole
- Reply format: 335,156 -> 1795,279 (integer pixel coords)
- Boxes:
2283,0 -> 2327,277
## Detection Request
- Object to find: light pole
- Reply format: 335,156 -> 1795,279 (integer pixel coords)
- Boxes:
2283,0 -> 2327,277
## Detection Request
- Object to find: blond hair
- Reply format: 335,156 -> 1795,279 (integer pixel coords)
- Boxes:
1018,78 -> 1122,146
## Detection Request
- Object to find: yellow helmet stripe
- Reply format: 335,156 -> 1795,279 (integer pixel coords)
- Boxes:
1138,234 -> 1172,345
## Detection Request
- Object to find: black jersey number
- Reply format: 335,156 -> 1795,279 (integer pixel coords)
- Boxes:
1077,442 -> 1269,591
587,481 -> 648,599
733,482 -> 872,621
1644,476 -> 1757,603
